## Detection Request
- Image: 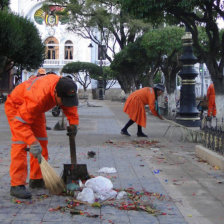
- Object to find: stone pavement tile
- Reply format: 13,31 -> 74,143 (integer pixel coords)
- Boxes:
12,213 -> 44,221
43,210 -> 64,222
128,210 -> 159,224
158,215 -> 188,224
0,207 -> 21,214
199,216 -> 224,224
189,198 -> 224,217
101,206 -> 130,224
11,221 -> 41,224
20,204 -> 49,214
0,213 -> 16,222
183,216 -> 214,224
0,221 -> 12,224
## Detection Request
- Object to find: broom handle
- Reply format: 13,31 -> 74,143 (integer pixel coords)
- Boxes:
67,126 -> 77,164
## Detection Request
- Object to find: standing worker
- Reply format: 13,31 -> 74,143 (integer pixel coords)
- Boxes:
5,74 -> 79,199
121,84 -> 165,137
207,83 -> 216,118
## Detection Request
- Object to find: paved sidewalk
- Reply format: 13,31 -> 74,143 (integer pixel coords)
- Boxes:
0,100 -> 223,224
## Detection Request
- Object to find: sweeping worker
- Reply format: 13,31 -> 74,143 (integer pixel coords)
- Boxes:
121,84 -> 165,137
5,74 -> 79,199
206,83 -> 216,118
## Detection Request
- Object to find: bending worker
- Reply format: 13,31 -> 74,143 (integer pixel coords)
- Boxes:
121,84 -> 165,137
5,74 -> 79,199
207,83 -> 216,118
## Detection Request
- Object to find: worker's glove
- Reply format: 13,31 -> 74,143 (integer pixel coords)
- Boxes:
30,142 -> 42,163
67,125 -> 78,137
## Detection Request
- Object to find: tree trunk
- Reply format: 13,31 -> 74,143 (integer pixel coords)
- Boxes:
164,71 -> 177,118
167,92 -> 176,118
116,74 -> 134,94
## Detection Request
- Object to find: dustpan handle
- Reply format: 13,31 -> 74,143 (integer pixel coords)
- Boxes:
67,126 -> 77,164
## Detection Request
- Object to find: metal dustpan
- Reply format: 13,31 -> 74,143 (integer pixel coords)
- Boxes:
62,126 -> 89,185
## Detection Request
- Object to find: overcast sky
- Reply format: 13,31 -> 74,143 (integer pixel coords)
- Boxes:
218,18 -> 224,29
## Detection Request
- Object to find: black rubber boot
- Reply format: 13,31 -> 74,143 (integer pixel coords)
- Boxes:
121,129 -> 131,136
137,132 -> 148,137
10,185 -> 32,199
121,119 -> 134,136
137,125 -> 148,137
29,179 -> 45,189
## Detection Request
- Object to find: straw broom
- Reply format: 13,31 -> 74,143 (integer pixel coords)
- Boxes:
39,156 -> 65,194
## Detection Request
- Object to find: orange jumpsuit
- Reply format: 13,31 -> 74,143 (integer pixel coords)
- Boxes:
5,74 -> 79,186
207,83 -> 216,117
123,87 -> 158,128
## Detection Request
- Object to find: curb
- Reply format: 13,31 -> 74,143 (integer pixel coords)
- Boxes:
195,145 -> 224,170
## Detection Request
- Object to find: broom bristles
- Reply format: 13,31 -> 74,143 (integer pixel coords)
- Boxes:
40,156 -> 64,194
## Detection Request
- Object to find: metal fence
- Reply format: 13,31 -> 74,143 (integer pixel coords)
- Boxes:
200,117 -> 224,155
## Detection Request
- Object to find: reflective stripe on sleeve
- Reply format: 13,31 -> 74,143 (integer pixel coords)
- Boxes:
27,77 -> 40,90
15,116 -> 27,124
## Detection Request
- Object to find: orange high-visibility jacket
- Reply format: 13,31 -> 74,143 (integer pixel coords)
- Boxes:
123,87 -> 158,128
5,74 -> 79,146
207,83 -> 216,116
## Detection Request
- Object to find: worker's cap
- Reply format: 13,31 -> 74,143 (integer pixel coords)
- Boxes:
56,77 -> 78,107
37,68 -> 46,76
154,83 -> 165,92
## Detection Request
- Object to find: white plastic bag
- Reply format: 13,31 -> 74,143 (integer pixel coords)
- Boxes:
98,167 -> 117,174
85,176 -> 116,201
85,176 -> 113,193
95,189 -> 117,201
77,187 -> 95,204
116,191 -> 127,200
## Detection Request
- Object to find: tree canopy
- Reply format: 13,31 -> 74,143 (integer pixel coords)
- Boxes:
62,61 -> 102,91
0,0 -> 9,10
0,11 -> 45,82
121,0 -> 224,93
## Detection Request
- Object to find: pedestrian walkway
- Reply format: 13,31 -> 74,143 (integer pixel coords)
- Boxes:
0,100 -> 223,224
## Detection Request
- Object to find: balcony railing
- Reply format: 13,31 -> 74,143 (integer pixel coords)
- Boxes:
43,59 -> 74,66
95,60 -> 110,66
44,59 -> 110,66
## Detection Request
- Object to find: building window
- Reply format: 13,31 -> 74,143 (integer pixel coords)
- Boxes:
47,41 -> 56,59
45,37 -> 59,59
64,40 -> 73,60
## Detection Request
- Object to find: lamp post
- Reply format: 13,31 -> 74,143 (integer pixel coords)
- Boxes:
176,26 -> 200,127
98,50 -> 104,100
199,63 -> 204,97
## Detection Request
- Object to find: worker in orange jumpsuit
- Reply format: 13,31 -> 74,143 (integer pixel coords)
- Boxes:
207,83 -> 216,117
121,83 -> 165,137
5,74 -> 79,199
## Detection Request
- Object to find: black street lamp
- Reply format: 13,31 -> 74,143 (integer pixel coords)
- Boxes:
98,44 -> 104,100
176,26 -> 200,127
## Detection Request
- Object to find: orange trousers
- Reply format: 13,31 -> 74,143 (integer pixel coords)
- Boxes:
207,95 -> 216,117
6,110 -> 48,186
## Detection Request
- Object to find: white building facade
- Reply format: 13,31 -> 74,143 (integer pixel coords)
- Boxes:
10,0 -> 103,90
